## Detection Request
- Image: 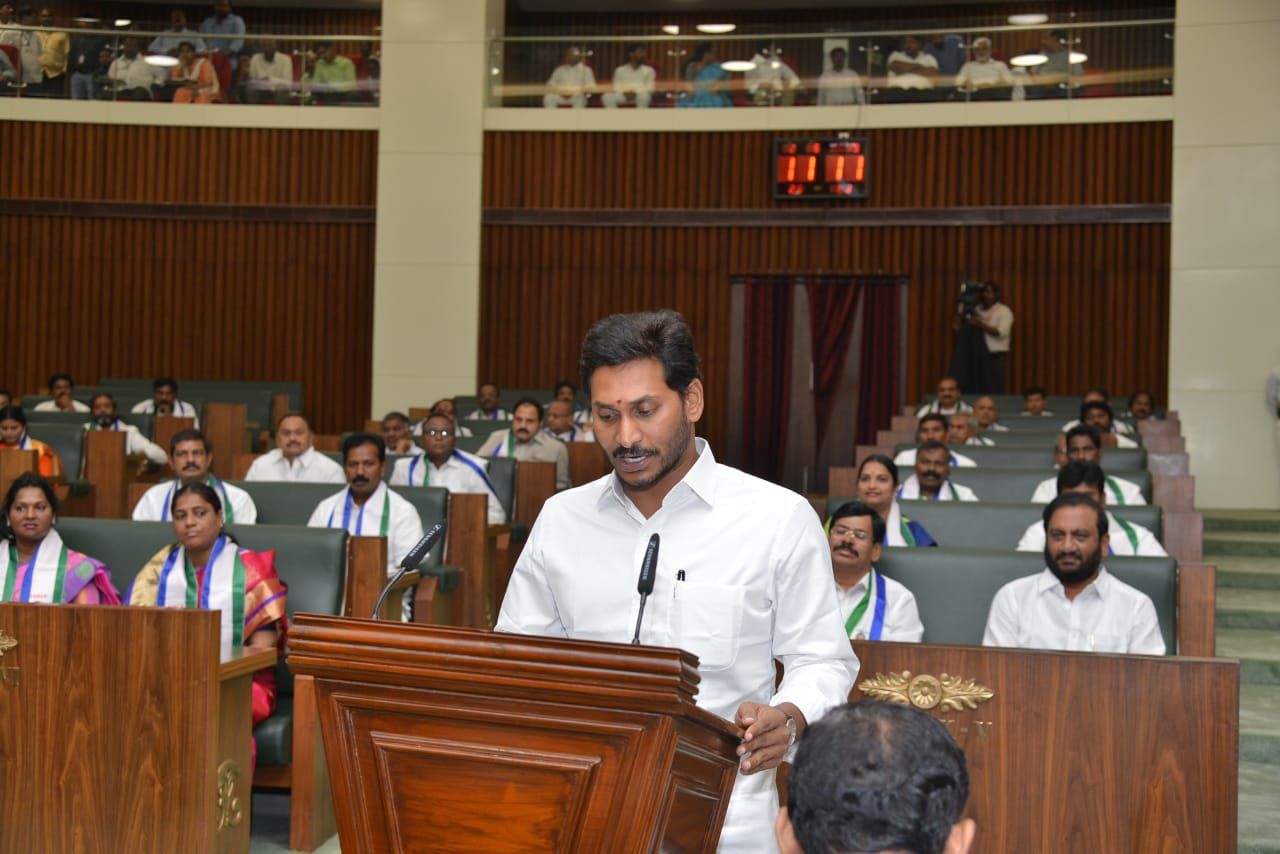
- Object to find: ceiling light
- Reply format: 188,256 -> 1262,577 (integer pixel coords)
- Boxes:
144,55 -> 179,67
696,23 -> 736,34
113,18 -> 131,27
721,60 -> 756,72
661,25 -> 679,35
1009,53 -> 1049,67
1068,51 -> 1088,64
1008,13 -> 1050,25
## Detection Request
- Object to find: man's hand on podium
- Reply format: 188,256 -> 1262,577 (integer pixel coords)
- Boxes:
734,701 -> 804,774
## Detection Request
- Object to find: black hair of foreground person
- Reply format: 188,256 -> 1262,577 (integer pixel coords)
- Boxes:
779,700 -> 975,854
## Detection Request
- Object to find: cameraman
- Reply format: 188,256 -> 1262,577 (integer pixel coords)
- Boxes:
953,281 -> 1013,393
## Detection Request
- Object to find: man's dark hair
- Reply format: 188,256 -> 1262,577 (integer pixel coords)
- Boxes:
625,42 -> 644,56
274,411 -> 310,431
1049,28 -> 1068,42
1128,390 -> 1155,410
1084,386 -> 1110,400
315,39 -> 333,50
3,472 -> 59,520
857,453 -> 900,487
982,280 -> 1001,300
153,376 -> 178,393
47,372 -> 73,388
90,392 -> 115,408
917,439 -> 948,456
787,701 -> 969,854
176,39 -> 195,52
917,413 -> 948,434
1057,460 -> 1106,495
381,411 -> 410,427
342,431 -> 385,463
0,405 -> 27,426
1079,400 -> 1114,423
0,389 -> 10,401
1023,385 -> 1047,399
1043,491 -> 1108,537
1065,423 -> 1102,449
828,500 -> 886,545
580,310 -> 703,397
553,379 -> 576,396
512,397 -> 544,422
169,428 -> 211,455
829,46 -> 847,57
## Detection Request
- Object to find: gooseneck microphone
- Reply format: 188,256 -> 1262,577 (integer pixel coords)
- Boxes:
371,521 -> 448,620
631,533 -> 661,645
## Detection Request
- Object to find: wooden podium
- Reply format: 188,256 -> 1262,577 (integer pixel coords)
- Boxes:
0,604 -> 274,854
289,617 -> 741,853
850,641 -> 1239,853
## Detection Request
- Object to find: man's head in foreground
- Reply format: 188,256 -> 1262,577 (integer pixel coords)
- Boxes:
778,700 -> 975,854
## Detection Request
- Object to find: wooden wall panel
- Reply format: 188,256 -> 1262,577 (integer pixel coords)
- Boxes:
479,223 -> 1170,452
484,124 -> 1172,210
0,124 -> 377,206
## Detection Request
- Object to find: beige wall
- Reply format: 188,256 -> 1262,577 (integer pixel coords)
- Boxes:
1169,0 -> 1280,508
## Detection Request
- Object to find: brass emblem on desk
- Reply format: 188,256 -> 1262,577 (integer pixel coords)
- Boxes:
859,671 -> 994,711
0,630 -> 16,658
215,760 -> 244,830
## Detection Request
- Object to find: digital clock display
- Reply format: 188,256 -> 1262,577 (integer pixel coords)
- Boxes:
773,138 -> 870,200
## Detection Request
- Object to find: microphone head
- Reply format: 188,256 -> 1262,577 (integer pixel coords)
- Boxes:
401,520 -> 447,570
637,533 -> 659,596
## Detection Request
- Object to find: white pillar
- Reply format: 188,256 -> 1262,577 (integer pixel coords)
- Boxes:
1169,0 -> 1280,508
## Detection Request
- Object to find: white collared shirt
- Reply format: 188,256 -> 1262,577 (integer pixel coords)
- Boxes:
611,62 -> 655,94
547,426 -> 595,444
33,399 -> 89,412
834,570 -> 924,642
983,567 -> 1165,655
1015,512 -> 1166,557
496,438 -> 857,851
894,448 -> 977,468
465,408 -> 510,421
546,62 -> 596,93
245,446 -> 346,484
964,435 -> 996,446
133,478 -> 258,524
915,400 -> 973,418
130,398 -> 201,427
1030,475 -> 1146,505
816,67 -> 865,105
1061,418 -> 1134,435
83,419 -> 168,465
307,482 -> 425,575
389,449 -> 506,525
896,474 -> 979,501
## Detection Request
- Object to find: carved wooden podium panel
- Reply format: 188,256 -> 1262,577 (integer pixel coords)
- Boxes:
0,604 -> 273,854
289,617 -> 740,853
850,642 -> 1239,854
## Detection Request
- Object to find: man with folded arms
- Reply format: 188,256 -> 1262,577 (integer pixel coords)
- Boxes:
246,413 -> 344,483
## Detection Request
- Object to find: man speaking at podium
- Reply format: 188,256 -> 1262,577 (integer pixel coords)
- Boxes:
496,310 -> 857,852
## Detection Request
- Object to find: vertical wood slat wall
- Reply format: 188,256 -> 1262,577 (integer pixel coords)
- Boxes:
480,124 -> 1172,450
0,124 -> 377,432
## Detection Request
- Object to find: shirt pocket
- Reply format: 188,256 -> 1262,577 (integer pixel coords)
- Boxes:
673,582 -> 744,671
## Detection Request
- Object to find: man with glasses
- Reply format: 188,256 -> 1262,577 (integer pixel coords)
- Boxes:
827,500 -> 924,642
391,412 -> 506,524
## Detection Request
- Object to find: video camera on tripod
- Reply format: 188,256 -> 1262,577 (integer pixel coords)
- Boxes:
956,280 -> 987,320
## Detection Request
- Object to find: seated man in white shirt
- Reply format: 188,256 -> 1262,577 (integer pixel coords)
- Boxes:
1125,390 -> 1157,422
390,413 -> 505,524
1064,401 -> 1137,448
953,36 -> 1014,100
1018,462 -> 1164,556
133,429 -> 258,523
896,441 -> 978,501
885,35 -> 938,102
33,373 -> 89,412
542,46 -> 595,109
130,377 -> 201,426
1060,388 -> 1133,435
85,393 -> 167,466
381,411 -> 417,456
246,38 -> 294,104
983,492 -> 1166,654
827,501 -> 924,642
1021,384 -> 1053,417
816,46 -> 865,106
412,398 -> 473,438
948,411 -> 993,447
602,43 -> 655,108
246,412 -> 345,483
1030,425 -> 1146,505
544,399 -> 593,443
478,398 -> 571,491
915,376 -> 972,418
465,383 -> 510,422
972,395 -> 1008,432
745,40 -> 800,107
307,433 -> 424,577
894,414 -> 976,468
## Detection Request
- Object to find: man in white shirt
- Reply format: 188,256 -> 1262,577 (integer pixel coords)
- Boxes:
972,395 -> 1008,432
954,36 -> 1014,100
915,376 -> 972,418
106,35 -> 165,100
967,282 -> 1013,393
897,442 -> 979,501
381,411 -> 416,457
85,393 -> 167,466
543,46 -> 595,109
307,433 -> 424,577
948,411 -> 993,447
1060,389 -> 1133,435
885,35 -> 938,101
1030,426 -> 1146,505
130,377 -> 201,426
745,41 -> 800,107
1018,462 -> 1164,556
133,429 -> 258,524
601,43 -> 654,108
33,373 -> 88,412
148,9 -> 206,55
1021,384 -> 1053,417
984,492 -> 1166,655
816,46 -> 865,106
246,412 -> 345,484
544,399 -> 593,443
390,413 -> 505,525
1125,390 -> 1157,422
497,310 -> 856,853
827,501 -> 923,642
0,6 -> 40,86
466,383 -> 510,422
246,37 -> 292,103
894,414 -> 977,468
1062,400 -> 1137,447
478,399 -> 571,491
413,399 -> 472,438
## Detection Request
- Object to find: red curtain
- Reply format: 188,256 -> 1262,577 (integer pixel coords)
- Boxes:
807,276 -> 864,449
740,276 -> 793,484
855,276 -> 904,446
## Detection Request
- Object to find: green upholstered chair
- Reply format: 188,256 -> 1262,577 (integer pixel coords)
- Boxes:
455,435 -> 488,454
24,410 -> 90,425
55,518 -> 172,596
895,443 -> 1147,471
873,548 -> 1177,653
27,421 -> 92,481
920,467 -> 1151,503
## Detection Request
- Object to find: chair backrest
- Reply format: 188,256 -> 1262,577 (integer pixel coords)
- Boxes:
910,467 -> 1152,503
874,548 -> 1177,652
0,44 -> 18,73
827,498 -> 1162,549
484,456 -> 517,520
231,481 -> 348,526
388,485 -> 448,571
24,411 -> 90,426
895,443 -> 1147,471
55,518 -> 172,596
455,435 -> 487,454
26,422 -> 90,479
